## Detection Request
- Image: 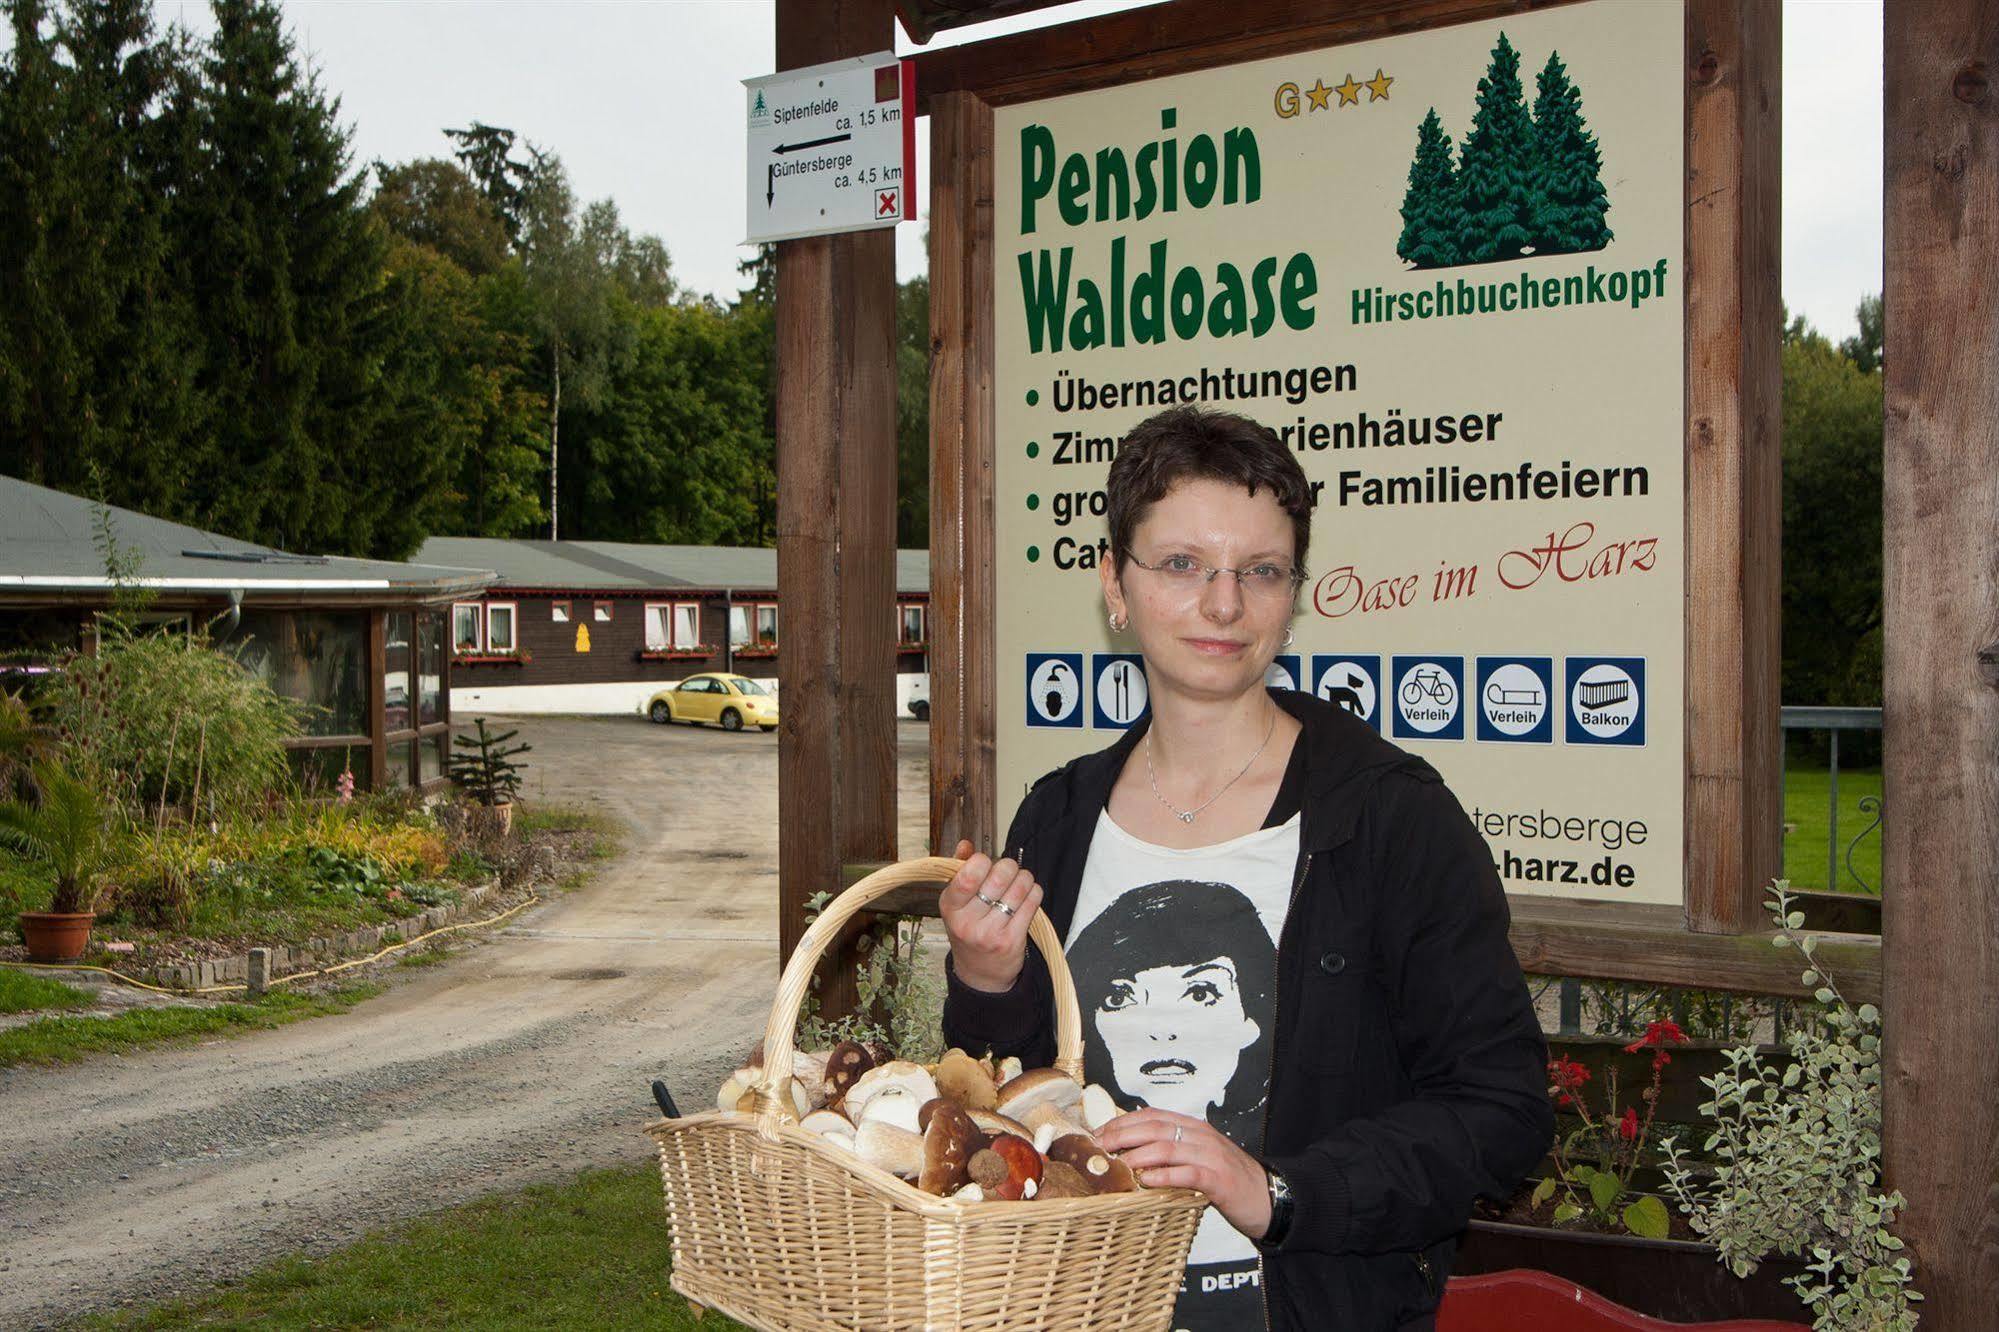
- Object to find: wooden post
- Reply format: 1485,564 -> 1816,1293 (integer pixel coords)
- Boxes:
1683,0 -> 1782,935
775,0 -> 900,1020
1883,1 -> 1999,1321
928,91 -> 999,857
366,610 -> 387,793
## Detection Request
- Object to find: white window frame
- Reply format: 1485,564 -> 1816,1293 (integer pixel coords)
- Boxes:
900,603 -> 925,645
643,602 -> 672,652
755,602 -> 778,644
671,601 -> 702,649
551,600 -> 570,623
452,602 -> 484,655
484,602 -> 518,654
728,604 -> 751,647
594,600 -> 613,623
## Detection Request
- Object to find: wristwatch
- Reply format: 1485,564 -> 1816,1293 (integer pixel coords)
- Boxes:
1261,1166 -> 1294,1247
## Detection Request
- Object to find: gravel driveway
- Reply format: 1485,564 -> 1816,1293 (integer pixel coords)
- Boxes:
0,715 -> 935,1329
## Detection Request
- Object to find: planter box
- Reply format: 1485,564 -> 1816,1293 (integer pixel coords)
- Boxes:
1453,1218 -> 1811,1325
1441,1269 -> 1810,1332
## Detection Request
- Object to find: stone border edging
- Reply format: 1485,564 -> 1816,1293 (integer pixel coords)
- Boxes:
144,876 -> 505,991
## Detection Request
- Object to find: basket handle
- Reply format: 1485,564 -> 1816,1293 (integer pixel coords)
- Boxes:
752,856 -> 1084,1120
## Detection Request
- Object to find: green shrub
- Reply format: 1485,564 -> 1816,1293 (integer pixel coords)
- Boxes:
40,624 -> 304,816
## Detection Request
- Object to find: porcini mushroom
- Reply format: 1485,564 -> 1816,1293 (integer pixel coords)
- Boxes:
932,1048 -> 999,1112
1046,1133 -> 1138,1193
968,1133 -> 1043,1200
1035,1159 -> 1096,1200
823,1040 -> 875,1114
1081,1083 -> 1121,1132
966,1109 -> 1034,1141
844,1060 -> 939,1127
856,1085 -> 924,1135
995,1068 -> 1084,1125
917,1100 -> 986,1195
854,1119 -> 925,1178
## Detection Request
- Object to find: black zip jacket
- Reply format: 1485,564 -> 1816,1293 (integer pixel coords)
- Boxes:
942,689 -> 1552,1330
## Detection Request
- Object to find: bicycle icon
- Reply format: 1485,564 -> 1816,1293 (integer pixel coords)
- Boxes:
1400,666 -> 1457,710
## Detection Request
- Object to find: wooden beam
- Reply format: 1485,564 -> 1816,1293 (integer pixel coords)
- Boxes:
908,0 -> 1584,113
1683,1 -> 1783,934
1882,1 -> 1999,1322
927,90 -> 1000,858
775,0 -> 901,1022
366,610 -> 387,793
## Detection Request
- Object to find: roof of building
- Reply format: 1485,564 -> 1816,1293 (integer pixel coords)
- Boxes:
414,537 -> 931,596
0,474 -> 495,600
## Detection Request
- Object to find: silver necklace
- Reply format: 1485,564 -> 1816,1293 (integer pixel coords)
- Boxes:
1145,707 -> 1278,824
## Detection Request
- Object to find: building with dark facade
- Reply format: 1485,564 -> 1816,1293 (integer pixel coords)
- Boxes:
413,538 -> 931,717
0,475 -> 495,792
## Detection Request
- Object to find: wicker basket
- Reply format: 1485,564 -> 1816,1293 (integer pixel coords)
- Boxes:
648,855 -> 1209,1330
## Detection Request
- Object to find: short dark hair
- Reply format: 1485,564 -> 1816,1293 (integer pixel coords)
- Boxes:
1105,405 -> 1313,576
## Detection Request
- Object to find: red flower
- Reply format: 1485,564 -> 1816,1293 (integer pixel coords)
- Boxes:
1624,1020 -> 1689,1054
1619,1107 -> 1639,1141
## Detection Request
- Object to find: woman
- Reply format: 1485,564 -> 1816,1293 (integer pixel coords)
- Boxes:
940,405 -> 1551,1332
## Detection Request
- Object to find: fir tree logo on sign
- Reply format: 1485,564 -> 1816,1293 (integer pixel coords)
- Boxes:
1397,33 -> 1612,270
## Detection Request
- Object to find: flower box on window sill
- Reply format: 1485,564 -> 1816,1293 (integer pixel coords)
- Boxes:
897,641 -> 930,653
732,645 -> 779,659
454,650 -> 532,666
640,647 -> 716,661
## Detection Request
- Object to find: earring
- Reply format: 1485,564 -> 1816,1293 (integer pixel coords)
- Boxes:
1281,627 -> 1295,648
1108,610 -> 1128,632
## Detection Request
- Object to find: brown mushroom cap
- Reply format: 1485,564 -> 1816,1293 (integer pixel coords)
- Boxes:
932,1049 -> 1000,1112
1046,1133 -> 1137,1193
995,1067 -> 1084,1122
1034,1159 -> 1096,1200
822,1040 -> 876,1112
917,1100 -> 987,1195
966,1109 -> 1034,1141
978,1132 -> 1044,1200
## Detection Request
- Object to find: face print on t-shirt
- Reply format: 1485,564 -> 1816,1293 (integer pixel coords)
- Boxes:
1064,879 -> 1277,1146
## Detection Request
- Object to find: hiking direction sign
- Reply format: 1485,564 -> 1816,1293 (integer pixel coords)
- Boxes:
744,53 -> 915,244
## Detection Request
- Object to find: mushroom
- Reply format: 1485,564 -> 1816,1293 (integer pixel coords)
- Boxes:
996,1056 -> 1023,1085
917,1100 -> 987,1195
844,1060 -> 939,1127
1034,1159 -> 1096,1200
823,1040 -> 875,1114
857,1085 -> 925,1135
865,1040 -> 893,1068
995,1068 -> 1084,1125
801,1109 -> 855,1137
967,1133 -> 1043,1200
854,1119 -> 925,1177
1046,1133 -> 1138,1194
950,1182 -> 986,1203
932,1048 -> 999,1112
966,1109 -> 1035,1141
1017,1101 -> 1091,1143
793,1050 -> 832,1106
715,1066 -> 758,1113
1081,1083 -> 1121,1132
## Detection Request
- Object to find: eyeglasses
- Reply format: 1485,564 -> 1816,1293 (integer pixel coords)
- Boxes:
1126,553 -> 1305,596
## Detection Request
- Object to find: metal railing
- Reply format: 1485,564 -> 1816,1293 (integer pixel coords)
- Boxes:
1780,705 -> 1884,896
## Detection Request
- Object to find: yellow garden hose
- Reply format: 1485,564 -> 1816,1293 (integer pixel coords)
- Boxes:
1,890 -> 541,997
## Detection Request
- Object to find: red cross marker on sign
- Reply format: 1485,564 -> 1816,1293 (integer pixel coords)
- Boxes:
876,188 -> 900,218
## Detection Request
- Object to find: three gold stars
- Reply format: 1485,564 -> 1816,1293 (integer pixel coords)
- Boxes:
1300,69 -> 1393,113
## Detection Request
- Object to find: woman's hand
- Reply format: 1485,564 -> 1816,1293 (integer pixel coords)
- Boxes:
1096,1109 -> 1275,1242
939,838 -> 1043,994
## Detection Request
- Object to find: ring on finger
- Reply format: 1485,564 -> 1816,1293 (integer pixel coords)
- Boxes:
974,892 -> 999,909
993,900 -> 1016,917
1172,1124 -> 1183,1145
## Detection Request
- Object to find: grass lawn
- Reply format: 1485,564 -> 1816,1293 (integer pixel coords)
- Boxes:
87,1163 -> 740,1331
0,982 -> 379,1069
0,966 -> 91,1014
1782,765 -> 1884,895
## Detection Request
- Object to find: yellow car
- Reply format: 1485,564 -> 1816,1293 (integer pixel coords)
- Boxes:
648,673 -> 780,733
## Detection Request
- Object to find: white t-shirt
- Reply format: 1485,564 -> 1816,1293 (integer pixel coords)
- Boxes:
1065,809 -> 1302,1332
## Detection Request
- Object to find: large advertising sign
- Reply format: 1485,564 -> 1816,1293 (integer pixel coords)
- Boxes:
993,0 -> 1685,904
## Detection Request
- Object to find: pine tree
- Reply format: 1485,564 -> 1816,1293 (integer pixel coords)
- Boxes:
1454,32 -> 1538,265
1397,108 -> 1461,269
181,0 -> 417,556
1530,51 -> 1612,257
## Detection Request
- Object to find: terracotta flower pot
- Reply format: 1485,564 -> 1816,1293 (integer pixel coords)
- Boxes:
19,910 -> 96,964
493,800 -> 515,835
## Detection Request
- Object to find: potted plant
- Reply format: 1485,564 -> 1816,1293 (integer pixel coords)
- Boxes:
1658,884 -> 1921,1331
447,718 -> 531,833
0,761 -> 125,962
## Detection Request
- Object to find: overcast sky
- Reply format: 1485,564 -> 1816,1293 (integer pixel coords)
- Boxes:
155,0 -> 1882,342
